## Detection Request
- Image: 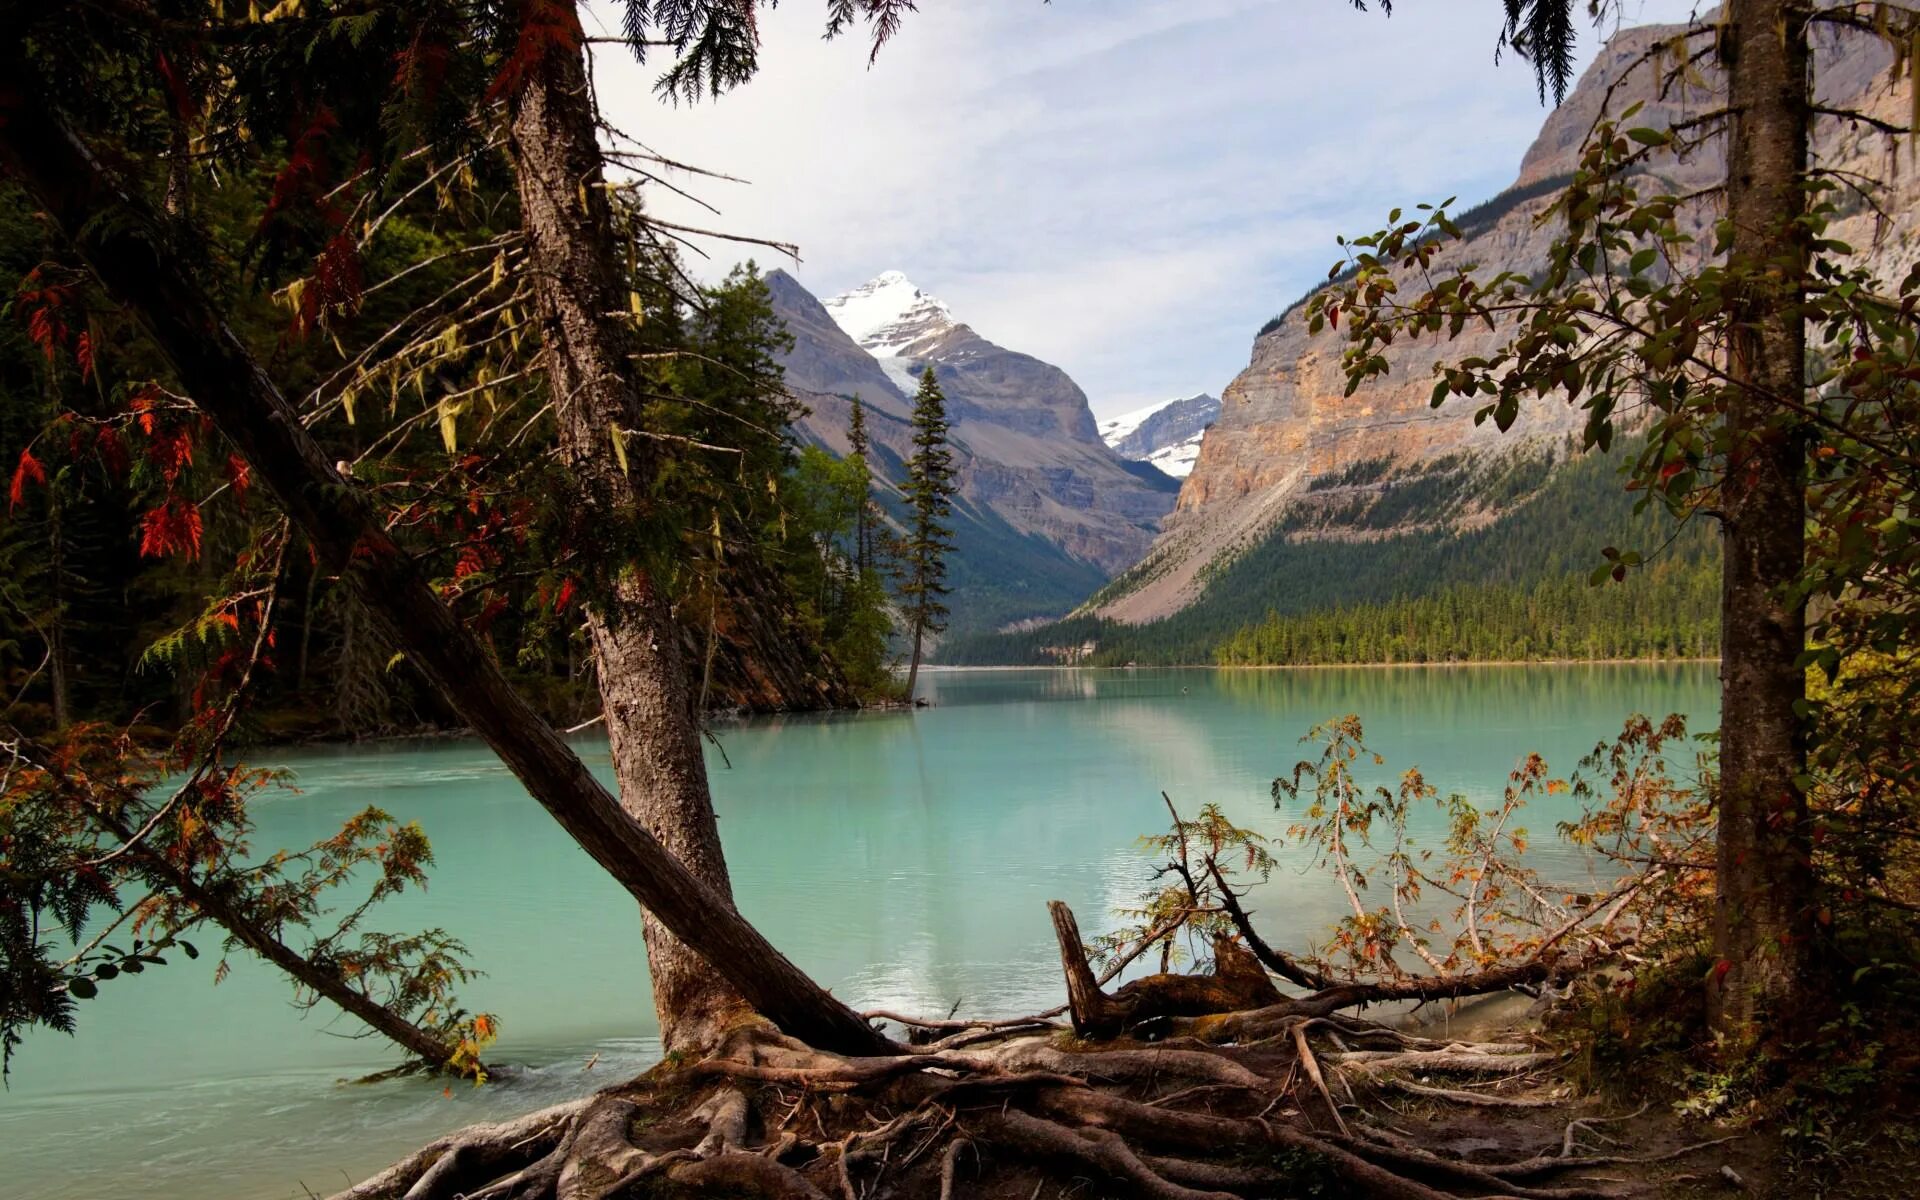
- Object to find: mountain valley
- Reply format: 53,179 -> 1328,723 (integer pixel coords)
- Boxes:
944,14 -> 1916,665
766,267 -> 1178,633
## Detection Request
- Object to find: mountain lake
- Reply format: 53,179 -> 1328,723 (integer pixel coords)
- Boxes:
2,664 -> 1718,1199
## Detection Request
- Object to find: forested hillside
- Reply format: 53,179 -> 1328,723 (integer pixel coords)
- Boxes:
939,442 -> 1718,665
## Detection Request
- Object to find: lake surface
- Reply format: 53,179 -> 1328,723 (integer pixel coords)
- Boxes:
2,665 -> 1716,1199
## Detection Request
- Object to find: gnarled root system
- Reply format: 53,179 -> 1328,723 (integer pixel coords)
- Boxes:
330,904 -> 1728,1200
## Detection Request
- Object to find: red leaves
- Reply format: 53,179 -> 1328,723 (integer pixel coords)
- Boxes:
294,233 -> 365,334
95,425 -> 130,478
485,0 -> 584,104
453,545 -> 490,579
262,107 -> 340,232
474,592 -> 510,634
225,453 -> 252,500
393,27 -> 452,105
131,386 -> 160,435
138,499 -> 204,562
9,448 -> 46,511
154,50 -> 200,123
146,425 -> 196,484
552,576 -> 576,612
16,271 -> 75,365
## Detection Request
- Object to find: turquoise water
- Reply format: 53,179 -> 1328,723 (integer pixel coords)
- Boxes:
1,665 -> 1715,1199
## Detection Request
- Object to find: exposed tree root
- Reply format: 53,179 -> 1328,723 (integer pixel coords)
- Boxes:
1369,1075 -> 1567,1108
333,909 -> 1729,1200
1335,1048 -> 1562,1074
970,1108 -> 1240,1200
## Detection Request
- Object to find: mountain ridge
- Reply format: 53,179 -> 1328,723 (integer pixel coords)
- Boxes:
764,267 -> 1177,632
1100,393 -> 1220,478
1079,15 -> 1907,633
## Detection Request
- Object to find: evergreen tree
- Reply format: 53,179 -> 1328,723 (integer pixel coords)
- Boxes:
846,395 -> 876,580
899,368 -> 956,700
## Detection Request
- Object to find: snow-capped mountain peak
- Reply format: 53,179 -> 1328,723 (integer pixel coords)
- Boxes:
1098,400 -> 1174,446
1100,392 -> 1221,479
823,271 -> 956,358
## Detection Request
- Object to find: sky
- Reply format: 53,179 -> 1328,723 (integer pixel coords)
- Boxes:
587,1 -> 1707,420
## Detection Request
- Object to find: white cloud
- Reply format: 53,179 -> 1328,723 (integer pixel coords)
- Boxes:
589,1 -> 1711,418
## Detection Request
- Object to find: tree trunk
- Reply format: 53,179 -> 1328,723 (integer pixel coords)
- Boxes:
502,18 -> 748,1053
1711,0 -> 1815,1036
1049,901 -> 1120,1037
0,66 -> 895,1059
297,551 -> 318,692
47,489 -> 70,728
905,612 -> 925,700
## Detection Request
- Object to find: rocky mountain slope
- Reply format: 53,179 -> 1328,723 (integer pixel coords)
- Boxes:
1087,16 -> 1908,628
765,268 -> 1178,631
1099,393 -> 1219,478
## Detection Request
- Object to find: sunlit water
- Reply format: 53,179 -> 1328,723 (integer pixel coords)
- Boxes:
3,664 -> 1715,1199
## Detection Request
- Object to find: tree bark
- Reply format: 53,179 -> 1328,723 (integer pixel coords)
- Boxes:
1711,0 -> 1815,1036
297,549 -> 318,693
502,15 -> 747,1053
905,613 -> 926,700
47,489 -> 70,728
1048,901 -> 1117,1036
0,65 -> 895,1059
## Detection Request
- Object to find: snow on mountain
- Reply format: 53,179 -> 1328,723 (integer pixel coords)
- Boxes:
1097,402 -> 1161,446
1145,439 -> 1204,477
823,271 -> 956,358
873,355 -> 924,397
771,267 -> 1178,590
1099,393 -> 1220,479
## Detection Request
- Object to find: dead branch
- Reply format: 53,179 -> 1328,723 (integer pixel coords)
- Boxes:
1048,900 -> 1280,1038
1333,1048 -> 1560,1075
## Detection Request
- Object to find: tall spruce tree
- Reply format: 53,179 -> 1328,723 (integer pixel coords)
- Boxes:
899,369 -> 956,700
847,396 -> 876,580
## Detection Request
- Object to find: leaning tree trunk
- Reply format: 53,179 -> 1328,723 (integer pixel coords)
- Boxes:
503,15 -> 746,1054
0,62 -> 895,1059
905,610 -> 926,700
1711,0 -> 1815,1036
47,489 -> 70,728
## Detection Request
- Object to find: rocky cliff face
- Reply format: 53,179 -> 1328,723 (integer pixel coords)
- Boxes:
768,268 -> 1177,581
1091,17 -> 1907,626
1100,393 -> 1220,478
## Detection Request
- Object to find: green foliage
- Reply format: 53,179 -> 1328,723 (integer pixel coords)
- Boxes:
1214,564 -> 1715,666
774,445 -> 896,696
899,368 -> 957,664
1097,799 -> 1276,973
1319,61 -> 1920,1038
0,5 -> 892,1083
0,726 -> 491,1080
1257,173 -> 1576,338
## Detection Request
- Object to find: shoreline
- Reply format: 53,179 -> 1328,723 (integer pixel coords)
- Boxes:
925,656 -> 1718,672
239,660 -> 1712,748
